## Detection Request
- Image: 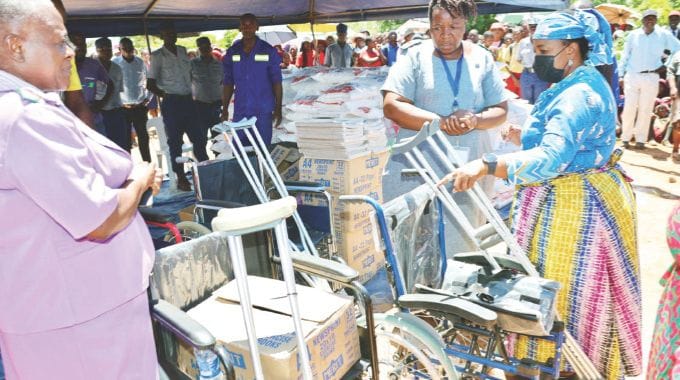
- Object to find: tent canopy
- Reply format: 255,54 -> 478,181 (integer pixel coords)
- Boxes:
64,0 -> 568,37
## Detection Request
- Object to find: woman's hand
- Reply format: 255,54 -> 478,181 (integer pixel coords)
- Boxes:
129,162 -> 157,193
440,110 -> 478,136
151,166 -> 163,195
501,124 -> 522,146
453,159 -> 486,192
438,159 -> 486,192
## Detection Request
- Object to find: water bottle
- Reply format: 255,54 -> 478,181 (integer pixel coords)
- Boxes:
194,348 -> 225,380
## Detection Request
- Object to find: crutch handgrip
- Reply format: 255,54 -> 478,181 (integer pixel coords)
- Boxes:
390,119 -> 441,155
338,194 -> 373,203
211,196 -> 297,235
212,117 -> 258,133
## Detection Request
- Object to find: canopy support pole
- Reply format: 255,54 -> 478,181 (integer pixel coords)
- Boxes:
143,0 -> 159,53
308,0 -> 318,62
143,0 -> 160,17
143,19 -> 152,56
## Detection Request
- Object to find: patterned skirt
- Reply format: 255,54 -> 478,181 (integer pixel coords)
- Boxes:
647,203 -> 680,379
511,161 -> 641,379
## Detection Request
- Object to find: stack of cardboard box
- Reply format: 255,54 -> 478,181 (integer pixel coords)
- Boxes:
298,150 -> 390,282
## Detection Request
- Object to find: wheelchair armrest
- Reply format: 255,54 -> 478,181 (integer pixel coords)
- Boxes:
284,180 -> 327,193
151,299 -> 216,349
272,252 -> 359,284
195,199 -> 246,211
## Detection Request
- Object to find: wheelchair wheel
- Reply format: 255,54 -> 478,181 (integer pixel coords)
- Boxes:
375,325 -> 456,380
163,221 -> 211,244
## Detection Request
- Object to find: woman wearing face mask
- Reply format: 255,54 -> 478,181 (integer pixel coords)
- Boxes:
440,9 -> 641,379
382,0 -> 510,256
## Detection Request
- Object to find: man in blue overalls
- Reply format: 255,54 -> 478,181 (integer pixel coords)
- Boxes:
221,13 -> 283,145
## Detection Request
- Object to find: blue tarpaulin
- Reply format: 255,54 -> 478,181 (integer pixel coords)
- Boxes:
63,0 -> 568,37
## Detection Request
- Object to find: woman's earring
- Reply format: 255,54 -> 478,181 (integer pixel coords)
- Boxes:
567,58 -> 574,67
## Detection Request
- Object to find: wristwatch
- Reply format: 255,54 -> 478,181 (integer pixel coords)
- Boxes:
482,153 -> 498,176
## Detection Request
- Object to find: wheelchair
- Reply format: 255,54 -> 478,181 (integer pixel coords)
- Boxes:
149,198 -> 458,379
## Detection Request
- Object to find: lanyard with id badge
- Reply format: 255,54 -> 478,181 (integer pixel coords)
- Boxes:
437,47 -> 470,163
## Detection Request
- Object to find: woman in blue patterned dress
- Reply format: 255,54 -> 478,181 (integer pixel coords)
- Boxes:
439,10 -> 641,379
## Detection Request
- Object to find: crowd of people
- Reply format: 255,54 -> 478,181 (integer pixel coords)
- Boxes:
275,27 -> 409,69
3,0 -> 680,378
466,6 -> 680,160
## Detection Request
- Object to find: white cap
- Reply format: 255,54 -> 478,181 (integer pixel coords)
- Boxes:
524,16 -> 538,25
641,9 -> 658,18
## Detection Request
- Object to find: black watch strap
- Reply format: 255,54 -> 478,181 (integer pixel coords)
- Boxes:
485,161 -> 497,176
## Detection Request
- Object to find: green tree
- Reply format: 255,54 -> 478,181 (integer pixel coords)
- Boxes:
591,0 -> 628,5
377,19 -> 407,33
219,30 -> 240,50
467,14 -> 496,34
127,35 -> 162,53
636,0 -> 673,26
125,33 -> 219,54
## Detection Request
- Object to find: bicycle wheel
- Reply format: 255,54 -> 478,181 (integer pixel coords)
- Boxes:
163,221 -> 211,244
375,324 -> 456,380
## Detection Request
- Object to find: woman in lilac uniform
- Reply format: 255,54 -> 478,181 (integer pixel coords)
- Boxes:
0,1 -> 161,379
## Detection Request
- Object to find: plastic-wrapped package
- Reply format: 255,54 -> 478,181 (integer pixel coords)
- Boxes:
382,184 -> 442,291
280,67 -> 390,147
440,260 -> 561,336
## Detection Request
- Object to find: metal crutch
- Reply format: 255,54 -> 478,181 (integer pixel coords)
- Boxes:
213,118 -> 319,258
211,196 -> 313,380
391,120 -> 503,273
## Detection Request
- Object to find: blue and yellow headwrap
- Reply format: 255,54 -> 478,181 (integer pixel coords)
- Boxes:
533,9 -> 613,66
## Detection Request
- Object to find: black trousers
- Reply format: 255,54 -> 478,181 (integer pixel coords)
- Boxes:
123,104 -> 151,162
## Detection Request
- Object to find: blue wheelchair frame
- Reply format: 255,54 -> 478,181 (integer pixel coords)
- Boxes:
342,190 -> 564,379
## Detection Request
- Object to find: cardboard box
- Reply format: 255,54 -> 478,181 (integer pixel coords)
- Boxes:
180,276 -> 361,380
297,185 -> 382,232
281,162 -> 300,182
270,145 -> 292,168
295,182 -> 386,281
333,223 -> 385,283
178,204 -> 196,222
298,150 -> 389,195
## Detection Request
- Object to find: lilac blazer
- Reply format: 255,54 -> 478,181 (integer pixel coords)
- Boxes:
0,71 -> 155,334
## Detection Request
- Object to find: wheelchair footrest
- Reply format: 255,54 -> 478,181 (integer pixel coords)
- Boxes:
398,294 -> 498,328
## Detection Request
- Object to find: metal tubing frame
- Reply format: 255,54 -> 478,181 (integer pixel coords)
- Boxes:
273,223 -> 314,380
220,119 -> 319,257
240,124 -> 319,256
226,234 -> 266,379
221,121 -> 327,291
